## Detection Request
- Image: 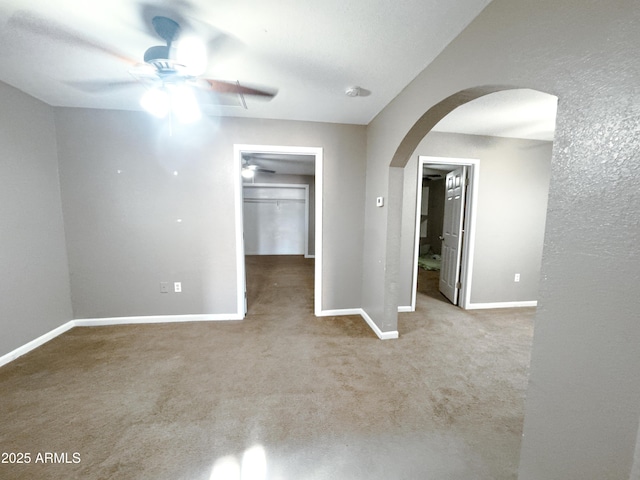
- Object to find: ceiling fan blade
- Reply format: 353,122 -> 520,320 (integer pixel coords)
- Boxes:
140,3 -> 190,42
139,2 -> 244,51
204,79 -> 277,99
8,10 -> 137,65
256,168 -> 276,174
65,79 -> 141,93
206,30 -> 245,64
198,94 -> 245,108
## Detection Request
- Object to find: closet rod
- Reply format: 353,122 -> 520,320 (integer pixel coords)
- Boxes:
243,198 -> 305,203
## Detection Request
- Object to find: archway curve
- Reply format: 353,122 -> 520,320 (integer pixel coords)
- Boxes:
389,85 -> 530,169
382,84 -> 557,333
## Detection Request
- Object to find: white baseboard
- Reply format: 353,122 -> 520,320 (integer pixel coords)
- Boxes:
0,313 -> 244,368
0,320 -> 75,368
73,313 -> 243,326
1,306 -> 403,369
398,305 -> 414,313
358,309 -> 399,340
466,300 -> 538,310
317,308 -> 362,317
314,308 -> 399,340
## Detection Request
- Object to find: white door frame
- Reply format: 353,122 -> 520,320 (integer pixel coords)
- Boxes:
411,156 -> 479,310
242,183 -> 310,257
234,144 -> 323,317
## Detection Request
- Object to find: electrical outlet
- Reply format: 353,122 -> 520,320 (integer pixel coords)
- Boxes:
514,273 -> 520,282
174,282 -> 182,293
160,282 -> 169,293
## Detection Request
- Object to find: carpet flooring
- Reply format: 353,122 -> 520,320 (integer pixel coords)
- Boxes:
0,256 -> 534,479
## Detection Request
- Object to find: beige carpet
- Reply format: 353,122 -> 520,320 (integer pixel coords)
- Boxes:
0,256 -> 534,479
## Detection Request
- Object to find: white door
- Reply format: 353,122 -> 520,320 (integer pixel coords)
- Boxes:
439,167 -> 467,304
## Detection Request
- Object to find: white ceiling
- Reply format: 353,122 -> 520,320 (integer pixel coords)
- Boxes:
432,89 -> 558,141
246,89 -> 560,175
243,153 -> 315,176
0,0 -> 559,144
0,0 -> 493,125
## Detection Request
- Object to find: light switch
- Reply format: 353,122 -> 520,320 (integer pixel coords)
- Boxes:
376,196 -> 384,207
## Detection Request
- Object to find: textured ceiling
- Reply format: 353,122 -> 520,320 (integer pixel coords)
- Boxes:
432,89 -> 558,141
246,90 -> 559,175
0,0 -> 492,125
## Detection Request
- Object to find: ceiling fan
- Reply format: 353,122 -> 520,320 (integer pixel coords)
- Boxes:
133,15 -> 277,118
242,157 -> 276,179
8,9 -> 278,120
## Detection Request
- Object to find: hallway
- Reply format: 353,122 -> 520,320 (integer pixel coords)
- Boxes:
245,255 -> 315,316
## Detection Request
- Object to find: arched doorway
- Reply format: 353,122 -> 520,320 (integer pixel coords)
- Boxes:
382,85 -> 558,333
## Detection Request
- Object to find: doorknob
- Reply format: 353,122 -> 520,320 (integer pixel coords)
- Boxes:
439,235 -> 444,241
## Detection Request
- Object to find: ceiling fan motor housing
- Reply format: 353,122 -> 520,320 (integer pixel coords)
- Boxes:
144,45 -> 171,63
143,16 -> 182,70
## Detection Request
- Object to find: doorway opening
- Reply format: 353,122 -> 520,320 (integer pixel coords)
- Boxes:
411,157 -> 479,310
234,144 -> 323,317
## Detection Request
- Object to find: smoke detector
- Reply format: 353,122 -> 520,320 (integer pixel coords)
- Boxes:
345,86 -> 362,97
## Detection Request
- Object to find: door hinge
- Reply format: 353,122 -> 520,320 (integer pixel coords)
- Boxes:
456,281 -> 462,289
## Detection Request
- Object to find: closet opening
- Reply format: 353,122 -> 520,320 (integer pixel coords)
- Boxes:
233,145 -> 323,317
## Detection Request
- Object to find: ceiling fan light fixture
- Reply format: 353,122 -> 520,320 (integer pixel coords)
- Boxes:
140,87 -> 170,118
241,167 -> 255,179
169,85 -> 201,123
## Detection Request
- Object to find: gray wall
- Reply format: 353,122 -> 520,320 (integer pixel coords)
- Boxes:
0,82 -> 72,357
398,132 -> 552,307
55,109 -> 365,318
244,172 -> 316,256
363,0 -> 640,478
